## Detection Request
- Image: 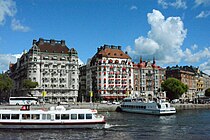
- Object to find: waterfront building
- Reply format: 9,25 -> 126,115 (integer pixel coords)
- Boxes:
9,38 -> 79,103
166,66 -> 198,101
133,57 -> 165,99
85,45 -> 133,101
202,73 -> 210,92
78,64 -> 86,102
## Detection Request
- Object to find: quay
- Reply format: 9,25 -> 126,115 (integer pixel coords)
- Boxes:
0,103 -> 210,112
172,103 -> 210,110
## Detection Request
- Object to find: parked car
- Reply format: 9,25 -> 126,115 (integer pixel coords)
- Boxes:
112,101 -> 120,105
59,101 -> 69,105
101,100 -> 108,104
107,101 -> 112,105
171,99 -> 179,104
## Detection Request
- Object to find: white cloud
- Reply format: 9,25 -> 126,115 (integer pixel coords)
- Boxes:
158,0 -> 187,9
126,9 -> 187,65
78,58 -> 84,65
195,0 -> 210,6
134,36 -> 160,56
199,60 -> 210,75
0,0 -> 16,25
196,11 -> 210,18
130,5 -> 138,10
0,53 -> 21,72
11,19 -> 30,32
191,44 -> 198,50
183,47 -> 210,63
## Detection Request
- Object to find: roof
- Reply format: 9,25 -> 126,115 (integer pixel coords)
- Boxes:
33,38 -> 69,54
94,45 -> 131,59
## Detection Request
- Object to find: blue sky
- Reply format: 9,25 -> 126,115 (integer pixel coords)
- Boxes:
0,0 -> 210,73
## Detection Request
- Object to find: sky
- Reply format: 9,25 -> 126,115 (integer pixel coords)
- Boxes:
0,0 -> 210,74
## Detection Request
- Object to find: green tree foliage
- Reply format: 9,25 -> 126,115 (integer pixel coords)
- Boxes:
23,79 -> 38,89
0,74 -> 14,93
205,88 -> 210,97
161,78 -> 188,100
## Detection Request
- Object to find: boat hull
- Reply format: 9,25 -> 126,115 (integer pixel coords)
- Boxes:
121,107 -> 176,115
0,121 -> 106,129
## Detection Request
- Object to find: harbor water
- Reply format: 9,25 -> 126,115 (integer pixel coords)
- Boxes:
0,109 -> 209,140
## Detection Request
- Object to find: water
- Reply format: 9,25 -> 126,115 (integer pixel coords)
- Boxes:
0,109 -> 210,140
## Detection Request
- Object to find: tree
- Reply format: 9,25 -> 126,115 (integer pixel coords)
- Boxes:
23,79 -> 38,89
23,79 -> 38,96
161,78 -> 188,100
205,88 -> 210,97
0,74 -> 14,97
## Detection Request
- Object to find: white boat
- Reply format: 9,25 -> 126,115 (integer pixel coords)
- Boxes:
0,105 -> 106,129
121,97 -> 176,115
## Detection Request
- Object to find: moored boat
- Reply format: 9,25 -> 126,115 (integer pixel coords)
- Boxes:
121,97 -> 176,115
0,105 -> 106,129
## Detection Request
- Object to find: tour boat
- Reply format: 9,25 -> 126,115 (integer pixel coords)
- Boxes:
0,105 -> 106,129
121,97 -> 176,115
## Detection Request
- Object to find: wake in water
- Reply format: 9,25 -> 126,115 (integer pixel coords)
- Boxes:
105,123 -> 128,129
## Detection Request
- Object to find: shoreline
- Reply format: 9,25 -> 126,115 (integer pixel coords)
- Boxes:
1,103 -> 210,112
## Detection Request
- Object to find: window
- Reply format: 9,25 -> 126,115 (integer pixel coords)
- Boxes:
22,114 -> 30,120
11,114 -> 19,120
31,114 -> 40,120
86,114 -> 92,119
78,114 -> 84,119
56,114 -> 60,120
61,114 -> 69,120
2,114 -> 10,119
71,114 -> 77,120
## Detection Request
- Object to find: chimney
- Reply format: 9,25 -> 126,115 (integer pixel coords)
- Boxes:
97,47 -> 100,52
32,39 -> 37,45
140,56 -> 142,63
118,46 -> 122,50
61,40 -> 65,46
50,39 -> 55,45
39,38 -> 44,45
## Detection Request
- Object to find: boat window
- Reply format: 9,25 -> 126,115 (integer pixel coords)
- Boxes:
157,104 -> 161,109
71,114 -> 77,120
61,114 -> 69,120
32,114 -> 40,120
42,114 -> 51,120
165,104 -> 168,108
11,114 -> 19,120
86,114 -> 92,119
78,114 -> 84,120
22,114 -> 30,120
2,114 -> 10,119
55,114 -> 60,120
0,114 -> 1,119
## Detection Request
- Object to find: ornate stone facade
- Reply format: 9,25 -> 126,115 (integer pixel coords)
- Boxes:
9,38 -> 79,103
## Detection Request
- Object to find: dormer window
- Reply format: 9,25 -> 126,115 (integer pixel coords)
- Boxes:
43,56 -> 49,60
61,57 -> 65,60
52,56 -> 57,60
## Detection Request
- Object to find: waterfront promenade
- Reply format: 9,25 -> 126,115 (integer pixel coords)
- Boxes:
0,102 -> 210,112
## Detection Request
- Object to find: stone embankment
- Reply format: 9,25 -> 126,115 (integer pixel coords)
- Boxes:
0,103 -> 210,112
171,103 -> 210,110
